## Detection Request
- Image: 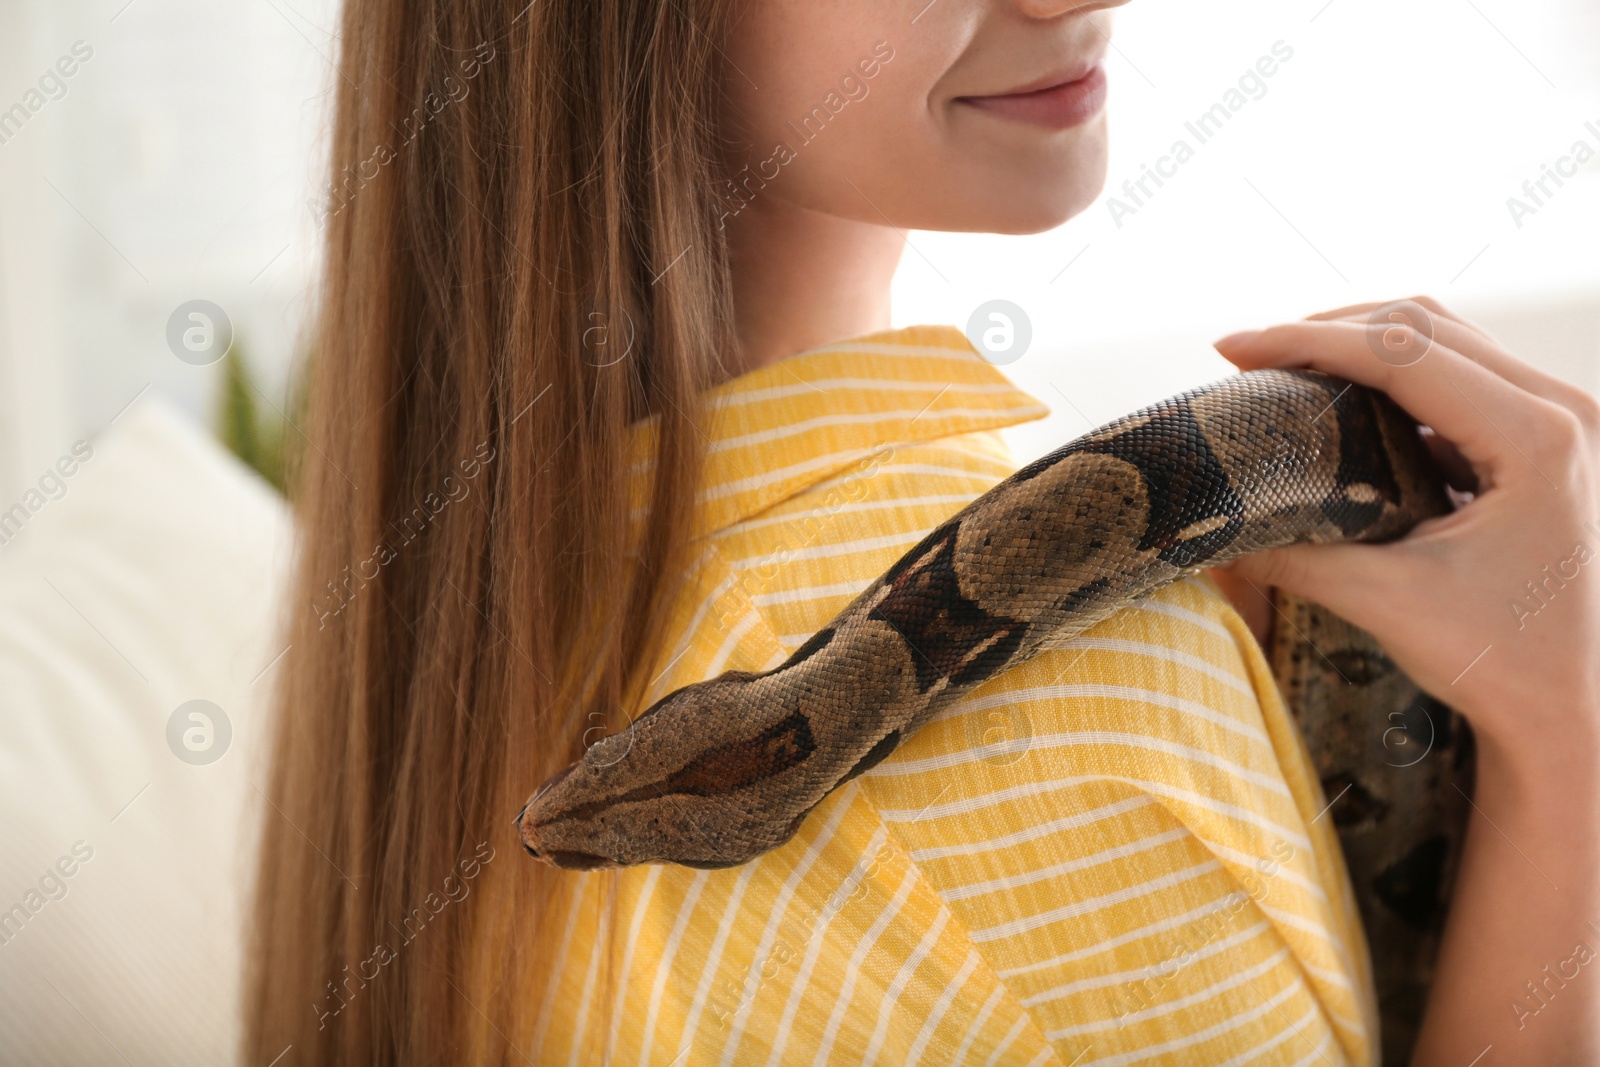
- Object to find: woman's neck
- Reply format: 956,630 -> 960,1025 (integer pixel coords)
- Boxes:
725,197 -> 907,378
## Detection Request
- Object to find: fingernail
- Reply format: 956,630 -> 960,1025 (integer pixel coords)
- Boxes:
1214,330 -> 1261,350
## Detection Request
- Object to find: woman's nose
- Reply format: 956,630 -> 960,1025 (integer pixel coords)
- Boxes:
1012,0 -> 1131,20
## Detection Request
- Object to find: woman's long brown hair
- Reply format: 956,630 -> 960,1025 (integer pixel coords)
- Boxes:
245,0 -> 735,1061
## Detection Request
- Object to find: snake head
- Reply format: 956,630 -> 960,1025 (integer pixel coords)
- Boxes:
516,670 -> 832,870
515,762 -> 623,870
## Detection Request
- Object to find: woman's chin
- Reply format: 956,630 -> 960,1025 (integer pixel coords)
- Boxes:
924,135 -> 1110,235
924,166 -> 1109,236
981,189 -> 1104,236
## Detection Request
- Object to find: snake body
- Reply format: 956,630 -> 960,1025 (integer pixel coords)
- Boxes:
1267,592 -> 1473,1062
517,368 -> 1471,1056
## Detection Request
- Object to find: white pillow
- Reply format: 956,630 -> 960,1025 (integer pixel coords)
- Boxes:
0,396 -> 291,1065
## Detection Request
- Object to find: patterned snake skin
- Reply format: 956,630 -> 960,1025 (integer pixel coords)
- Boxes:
517,368 -> 1473,1059
1268,593 -> 1473,1062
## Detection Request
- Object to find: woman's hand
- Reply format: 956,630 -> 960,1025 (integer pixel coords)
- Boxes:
1212,297 -> 1600,758
1214,296 -> 1600,1066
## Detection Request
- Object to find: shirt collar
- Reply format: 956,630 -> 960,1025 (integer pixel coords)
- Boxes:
629,325 -> 1049,533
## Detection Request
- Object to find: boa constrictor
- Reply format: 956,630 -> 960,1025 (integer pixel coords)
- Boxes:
517,368 -> 1473,1062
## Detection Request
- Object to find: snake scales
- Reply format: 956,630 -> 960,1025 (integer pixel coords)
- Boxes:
517,368 -> 1473,1061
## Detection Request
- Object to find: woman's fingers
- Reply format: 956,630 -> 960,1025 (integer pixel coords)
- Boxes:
1306,295 -> 1490,338
1318,299 -> 1593,416
1214,320 -> 1571,480
1214,297 -> 1600,757
1223,541 -> 1403,630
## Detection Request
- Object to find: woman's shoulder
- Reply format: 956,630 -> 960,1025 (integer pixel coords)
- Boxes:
848,571 -> 1375,1063
699,429 -> 1015,657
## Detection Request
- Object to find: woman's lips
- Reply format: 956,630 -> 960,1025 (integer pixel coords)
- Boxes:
957,65 -> 1108,130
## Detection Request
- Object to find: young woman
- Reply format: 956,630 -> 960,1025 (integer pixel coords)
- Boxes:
245,0 -> 1600,1063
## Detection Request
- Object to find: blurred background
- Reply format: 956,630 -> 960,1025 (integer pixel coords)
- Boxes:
0,0 -> 1595,1062
0,0 -> 338,503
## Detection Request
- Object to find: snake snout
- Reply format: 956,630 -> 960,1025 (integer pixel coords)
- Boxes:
517,761 -> 582,862
516,761 -> 632,870
515,801 -> 544,857
518,811 -> 620,871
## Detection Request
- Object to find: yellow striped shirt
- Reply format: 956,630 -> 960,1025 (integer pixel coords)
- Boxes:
536,325 -> 1377,1066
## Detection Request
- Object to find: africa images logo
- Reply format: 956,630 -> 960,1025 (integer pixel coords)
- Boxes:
314,843 -> 495,1030
1105,41 -> 1295,228
0,41 -> 94,148
1505,118 -> 1600,229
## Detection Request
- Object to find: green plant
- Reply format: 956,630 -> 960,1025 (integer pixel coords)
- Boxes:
215,335 -> 300,495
